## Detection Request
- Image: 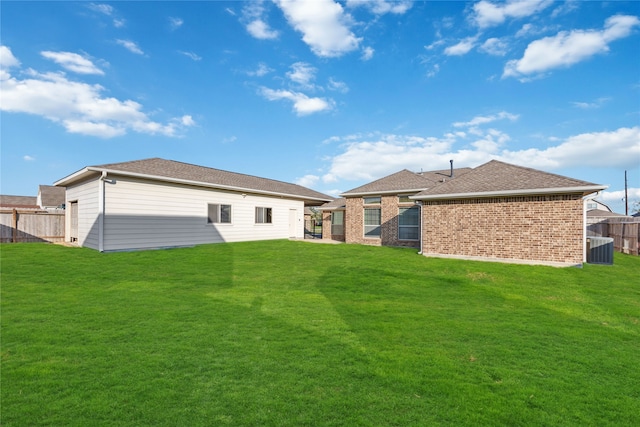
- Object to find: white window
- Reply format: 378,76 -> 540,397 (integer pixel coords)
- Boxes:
398,195 -> 413,203
208,204 -> 231,224
255,207 -> 273,224
364,208 -> 381,237
398,206 -> 419,240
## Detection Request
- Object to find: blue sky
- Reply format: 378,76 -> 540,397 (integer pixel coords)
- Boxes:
1,0 -> 639,213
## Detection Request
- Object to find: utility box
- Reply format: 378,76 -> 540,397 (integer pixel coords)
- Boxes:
586,237 -> 614,265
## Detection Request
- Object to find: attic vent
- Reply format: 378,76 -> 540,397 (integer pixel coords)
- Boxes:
586,237 -> 614,265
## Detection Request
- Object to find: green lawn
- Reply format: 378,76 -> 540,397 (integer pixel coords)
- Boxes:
1,241 -> 639,426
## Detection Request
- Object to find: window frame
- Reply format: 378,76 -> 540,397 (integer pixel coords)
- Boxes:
207,203 -> 232,224
255,206 -> 273,224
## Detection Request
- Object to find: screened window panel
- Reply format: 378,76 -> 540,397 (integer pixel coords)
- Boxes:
398,206 -> 419,240
208,204 -> 231,224
364,208 -> 381,237
331,211 -> 344,235
398,206 -> 419,226
256,207 -> 273,224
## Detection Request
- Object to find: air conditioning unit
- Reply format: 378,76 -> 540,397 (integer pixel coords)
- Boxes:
586,237 -> 614,265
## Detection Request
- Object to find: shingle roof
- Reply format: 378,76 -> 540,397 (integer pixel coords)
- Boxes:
0,195 -> 38,209
341,168 -> 472,196
318,197 -> 346,210
413,160 -> 605,199
56,158 -> 333,203
38,185 -> 66,207
587,209 -> 629,218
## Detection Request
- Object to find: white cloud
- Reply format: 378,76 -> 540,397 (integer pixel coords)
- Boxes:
346,0 -> 412,15
571,97 -> 610,109
479,37 -> 509,56
453,111 -> 519,128
501,126 -> 640,169
259,87 -> 334,116
243,1 -> 279,40
23,155 -> 35,161
320,112 -> 638,184
327,77 -> 349,93
275,0 -> 361,57
0,45 -> 20,79
322,133 -> 458,183
444,36 -> 478,56
1,48 -> 194,138
169,17 -> 184,30
178,51 -> 202,61
551,0 -> 579,19
116,39 -> 144,55
247,62 -> 273,77
41,51 -> 104,75
472,0 -> 552,29
247,19 -> 280,40
598,188 -> 640,204
361,46 -> 375,61
88,3 -> 113,15
87,3 -> 125,27
504,15 -> 640,79
295,174 -> 320,188
286,62 -> 317,89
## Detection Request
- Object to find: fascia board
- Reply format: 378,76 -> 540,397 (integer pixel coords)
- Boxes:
411,185 -> 608,200
340,188 -> 427,198
53,167 -> 97,186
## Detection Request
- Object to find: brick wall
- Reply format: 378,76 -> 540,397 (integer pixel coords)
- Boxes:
345,196 -> 420,248
421,194 -> 585,264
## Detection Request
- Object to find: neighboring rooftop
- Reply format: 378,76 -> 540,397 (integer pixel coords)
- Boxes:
318,198 -> 346,210
587,209 -> 630,218
55,158 -> 333,204
38,185 -> 66,208
0,195 -> 39,209
413,160 -> 605,199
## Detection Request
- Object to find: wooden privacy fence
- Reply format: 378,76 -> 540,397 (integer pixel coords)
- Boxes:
587,217 -> 639,256
0,209 -> 65,243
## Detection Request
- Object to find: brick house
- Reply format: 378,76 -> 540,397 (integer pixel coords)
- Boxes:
324,160 -> 605,266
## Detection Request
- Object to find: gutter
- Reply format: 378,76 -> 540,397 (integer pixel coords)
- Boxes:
411,185 -> 608,200
98,171 -> 107,252
341,188 -> 428,198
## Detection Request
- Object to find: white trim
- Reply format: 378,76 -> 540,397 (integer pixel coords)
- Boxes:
55,167 -> 332,203
341,188 -> 427,197
411,185 -> 607,200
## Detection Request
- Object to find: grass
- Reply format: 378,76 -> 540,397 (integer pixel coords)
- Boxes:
1,240 -> 639,426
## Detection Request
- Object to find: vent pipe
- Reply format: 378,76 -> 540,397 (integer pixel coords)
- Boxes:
449,160 -> 454,178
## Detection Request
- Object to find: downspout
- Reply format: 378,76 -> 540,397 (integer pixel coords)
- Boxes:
98,171 -> 107,252
416,200 -> 423,255
583,192 -> 599,264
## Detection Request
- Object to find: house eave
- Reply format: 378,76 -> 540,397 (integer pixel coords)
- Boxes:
411,185 -> 607,200
55,167 -> 333,203
340,188 -> 428,198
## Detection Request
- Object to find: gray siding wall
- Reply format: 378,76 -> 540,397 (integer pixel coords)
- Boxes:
65,178 -> 100,250
101,176 -> 304,251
